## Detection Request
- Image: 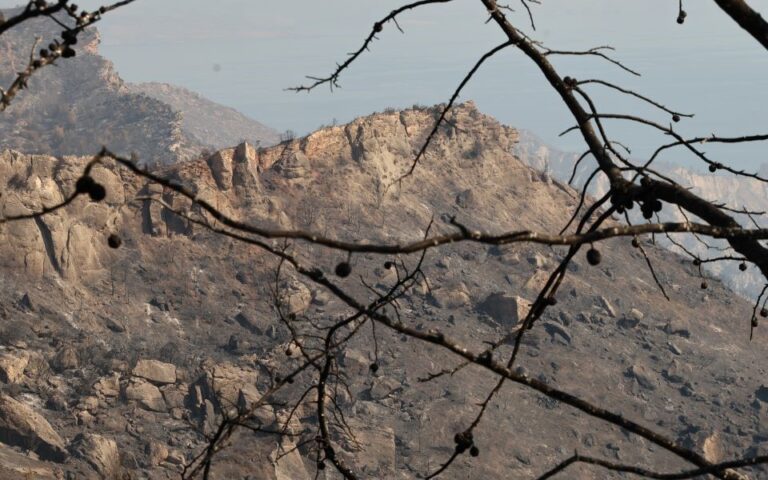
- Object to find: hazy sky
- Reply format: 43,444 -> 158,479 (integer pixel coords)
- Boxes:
3,1 -> 767,169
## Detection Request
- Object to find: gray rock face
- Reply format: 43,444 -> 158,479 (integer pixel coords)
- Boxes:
0,394 -> 67,462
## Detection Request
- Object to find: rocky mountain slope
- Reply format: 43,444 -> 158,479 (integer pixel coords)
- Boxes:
0,8 -> 277,167
126,82 -> 279,150
515,130 -> 768,297
0,103 -> 766,479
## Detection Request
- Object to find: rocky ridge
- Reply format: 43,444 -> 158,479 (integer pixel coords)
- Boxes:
0,103 -> 765,478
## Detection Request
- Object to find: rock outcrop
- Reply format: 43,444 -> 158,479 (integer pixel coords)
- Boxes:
0,104 -> 764,478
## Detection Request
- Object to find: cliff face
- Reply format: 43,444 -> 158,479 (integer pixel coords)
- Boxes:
0,104 -> 766,479
0,8 -> 277,167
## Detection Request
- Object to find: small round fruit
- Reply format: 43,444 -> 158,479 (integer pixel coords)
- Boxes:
75,175 -> 95,194
708,164 -> 717,173
761,308 -> 768,318
334,262 -> 352,278
369,362 -> 379,373
107,234 -> 122,249
739,263 -> 748,272
692,259 -> 701,266
631,238 -> 640,248
586,248 -> 602,266
752,316 -> 759,327
672,114 -> 680,122
470,446 -> 480,457
384,261 -> 394,270
88,182 -> 106,202
700,281 -> 708,290
373,22 -> 383,33
546,297 -> 557,306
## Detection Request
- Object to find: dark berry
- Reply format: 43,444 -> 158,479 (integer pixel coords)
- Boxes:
700,281 -> 708,290
709,164 -> 717,173
672,114 -> 680,122
752,316 -> 759,327
334,262 -> 351,278
692,259 -> 701,266
373,22 -> 383,33
546,297 -> 557,306
739,263 -> 747,272
61,46 -> 76,58
88,182 -> 106,202
586,248 -> 602,266
75,175 -> 95,194
384,261 -> 394,270
107,234 -> 121,249
324,446 -> 336,460
631,238 -> 640,248
761,308 -> 767,318
369,362 -> 379,373
470,446 -> 480,457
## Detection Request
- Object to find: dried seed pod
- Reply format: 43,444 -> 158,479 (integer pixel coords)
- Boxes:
107,234 -> 122,249
334,262 -> 352,278
586,248 -> 602,266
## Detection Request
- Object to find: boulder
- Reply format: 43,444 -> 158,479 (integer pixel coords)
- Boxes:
132,359 -> 176,385
543,322 -> 572,345
0,443 -> 57,479
93,373 -> 121,398
283,280 -> 312,315
596,296 -> 616,318
71,433 -> 121,479
273,443 -> 310,480
145,441 -> 169,466
0,394 -> 67,462
51,346 -> 79,372
207,149 -> 234,190
666,317 -> 692,338
477,293 -> 530,327
124,379 -> 166,412
0,350 -> 29,384
627,364 -> 658,391
429,284 -> 471,309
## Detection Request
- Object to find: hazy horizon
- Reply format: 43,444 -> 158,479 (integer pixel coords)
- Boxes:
2,1 -> 766,171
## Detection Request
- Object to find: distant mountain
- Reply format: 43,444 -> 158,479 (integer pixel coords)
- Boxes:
127,82 -> 279,150
515,129 -> 768,297
0,8 -> 277,166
